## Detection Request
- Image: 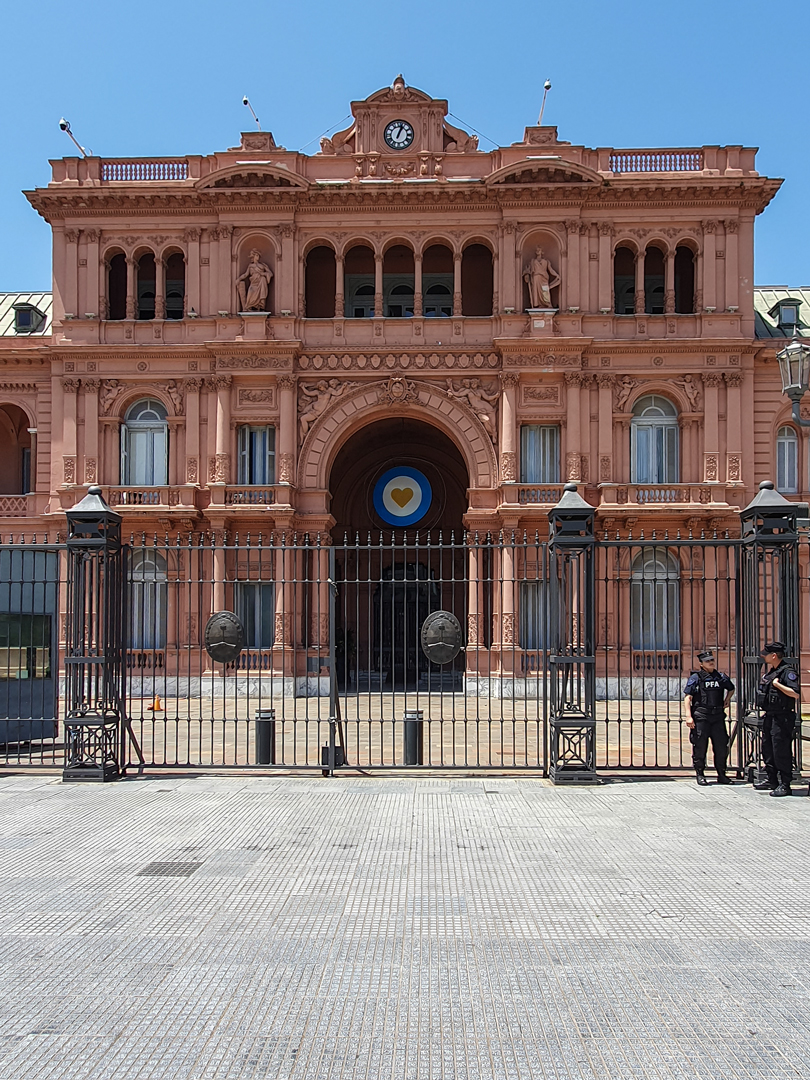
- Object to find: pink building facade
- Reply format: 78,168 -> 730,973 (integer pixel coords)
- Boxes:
1,77 -> 804,551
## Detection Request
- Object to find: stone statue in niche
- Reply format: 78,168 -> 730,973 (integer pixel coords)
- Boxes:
237,249 -> 273,312
446,378 -> 500,439
298,379 -> 357,438
523,247 -> 561,310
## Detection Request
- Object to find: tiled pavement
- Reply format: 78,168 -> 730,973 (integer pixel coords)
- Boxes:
0,772 -> 808,1079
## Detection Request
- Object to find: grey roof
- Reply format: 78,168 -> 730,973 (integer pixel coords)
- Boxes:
0,292 -> 52,337
754,286 -> 810,338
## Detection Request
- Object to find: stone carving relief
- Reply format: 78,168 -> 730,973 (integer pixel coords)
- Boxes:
504,353 -> 580,368
299,379 -> 358,438
99,380 -> 122,415
727,454 -> 742,482
445,379 -> 499,440
565,452 -> 581,482
165,380 -> 185,415
277,453 -> 295,484
522,385 -> 560,405
236,249 -> 273,312
217,355 -> 290,370
84,459 -> 97,485
377,377 -> 419,405
676,375 -> 702,411
297,352 -> 499,372
186,457 -> 199,484
523,248 -> 561,309
614,376 -> 635,411
63,456 -> 76,485
238,389 -> 276,406
500,452 -> 517,483
704,453 -> 719,482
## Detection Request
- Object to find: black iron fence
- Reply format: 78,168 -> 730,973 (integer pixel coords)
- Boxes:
0,508 -> 806,777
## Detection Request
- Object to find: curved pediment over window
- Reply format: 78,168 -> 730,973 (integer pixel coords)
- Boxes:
196,164 -> 309,192
486,158 -> 603,187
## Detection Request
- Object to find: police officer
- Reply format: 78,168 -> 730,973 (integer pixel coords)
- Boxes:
684,651 -> 735,786
753,641 -> 801,797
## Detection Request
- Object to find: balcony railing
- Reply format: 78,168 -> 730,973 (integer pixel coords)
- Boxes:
505,484 -> 565,506
101,160 -> 189,181
609,150 -> 703,174
0,495 -> 29,516
599,483 -> 731,507
225,487 -> 276,506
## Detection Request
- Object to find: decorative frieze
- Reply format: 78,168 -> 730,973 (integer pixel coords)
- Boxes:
298,352 -> 499,372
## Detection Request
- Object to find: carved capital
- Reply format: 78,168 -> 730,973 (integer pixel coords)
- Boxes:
724,219 -> 739,235
62,378 -> 80,394
500,372 -> 519,389
597,372 -> 615,388
703,372 -> 723,387
724,371 -> 743,388
702,219 -> 719,234
184,377 -> 203,393
82,378 -> 100,393
598,222 -> 613,237
277,375 -> 296,391
211,374 -> 233,392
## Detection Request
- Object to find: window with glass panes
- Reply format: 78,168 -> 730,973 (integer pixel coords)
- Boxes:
631,395 -> 679,484
776,426 -> 798,494
235,583 -> 275,648
520,425 -> 560,483
121,399 -> 168,486
238,425 -> 275,485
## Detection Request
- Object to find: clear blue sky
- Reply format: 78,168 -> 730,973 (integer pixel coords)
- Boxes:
2,0 -> 808,291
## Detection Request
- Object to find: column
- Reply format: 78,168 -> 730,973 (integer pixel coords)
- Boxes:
334,254 -> 345,318
467,538 -> 482,679
491,250 -> 499,316
501,222 -> 517,312
184,378 -> 202,484
724,219 -> 739,311
280,224 -> 295,314
218,226 -> 233,314
499,532 -> 516,658
597,374 -> 614,484
679,418 -> 691,486
665,251 -> 676,314
499,373 -> 518,484
565,372 -> 582,482
703,373 -> 721,482
634,250 -> 645,315
277,375 -> 297,488
565,221 -> 580,310
725,372 -> 743,483
64,231 -> 79,317
453,253 -> 462,316
185,229 -> 201,316
61,378 -> 80,485
125,257 -> 136,320
212,374 -> 232,483
597,223 -> 613,312
413,253 -> 423,317
83,380 -> 99,485
212,532 -> 226,614
154,256 -> 166,320
580,225 -> 591,313
85,230 -> 100,317
374,254 -> 383,317
701,220 -> 718,310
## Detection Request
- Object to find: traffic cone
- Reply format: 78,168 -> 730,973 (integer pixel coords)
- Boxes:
146,695 -> 162,712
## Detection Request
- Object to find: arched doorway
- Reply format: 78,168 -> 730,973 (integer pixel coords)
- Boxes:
329,417 -> 469,692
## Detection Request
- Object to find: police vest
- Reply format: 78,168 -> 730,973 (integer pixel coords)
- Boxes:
758,662 -> 797,717
691,670 -> 726,718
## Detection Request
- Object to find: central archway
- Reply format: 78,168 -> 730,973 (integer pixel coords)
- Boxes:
329,417 -> 469,692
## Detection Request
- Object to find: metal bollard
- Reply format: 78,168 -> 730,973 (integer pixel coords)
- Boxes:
403,709 -> 424,766
255,708 -> 276,765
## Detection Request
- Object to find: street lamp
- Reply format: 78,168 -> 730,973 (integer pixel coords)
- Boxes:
776,337 -> 810,427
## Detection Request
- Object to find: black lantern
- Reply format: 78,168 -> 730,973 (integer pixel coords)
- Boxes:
775,338 -> 810,428
63,486 -> 128,782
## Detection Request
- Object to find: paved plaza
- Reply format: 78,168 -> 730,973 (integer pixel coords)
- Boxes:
0,772 -> 809,1079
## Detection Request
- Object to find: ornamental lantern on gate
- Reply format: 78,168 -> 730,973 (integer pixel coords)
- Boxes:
547,483 -> 597,784
63,486 -> 129,782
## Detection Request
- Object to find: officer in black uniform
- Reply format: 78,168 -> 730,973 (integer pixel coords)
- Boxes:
753,642 -> 801,797
684,650 -> 735,786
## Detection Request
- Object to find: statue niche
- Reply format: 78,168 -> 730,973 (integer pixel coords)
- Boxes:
523,245 -> 561,311
237,248 -> 273,313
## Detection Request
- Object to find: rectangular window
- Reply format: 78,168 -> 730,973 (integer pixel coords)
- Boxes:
238,426 -> 275,485
235,583 -> 276,648
520,425 -> 560,483
777,431 -> 798,494
632,423 -> 678,484
519,581 -> 547,650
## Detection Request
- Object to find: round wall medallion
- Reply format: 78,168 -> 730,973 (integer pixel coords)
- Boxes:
372,466 -> 432,527
421,610 -> 463,665
204,611 -> 245,664
137,362 -> 148,372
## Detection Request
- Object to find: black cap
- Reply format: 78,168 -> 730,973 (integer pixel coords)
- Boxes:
760,641 -> 786,657
696,651 -> 715,662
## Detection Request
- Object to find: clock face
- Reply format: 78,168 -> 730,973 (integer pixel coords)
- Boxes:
384,119 -> 414,150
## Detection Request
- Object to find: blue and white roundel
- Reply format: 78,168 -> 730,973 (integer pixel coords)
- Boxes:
373,467 -> 432,527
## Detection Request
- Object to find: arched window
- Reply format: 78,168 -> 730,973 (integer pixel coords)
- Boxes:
644,246 -> 665,314
344,245 -> 375,318
107,253 -> 127,320
383,245 -> 415,317
305,245 -> 337,318
423,283 -> 452,317
164,252 -> 185,320
614,246 -> 635,314
136,253 -> 156,320
130,549 -> 167,650
674,246 -> 695,313
776,426 -> 799,494
631,548 -> 680,652
461,244 -> 493,316
631,395 -> 679,484
121,400 -> 168,486
0,404 -> 33,495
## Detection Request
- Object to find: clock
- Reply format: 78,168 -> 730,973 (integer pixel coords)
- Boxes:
384,119 -> 414,150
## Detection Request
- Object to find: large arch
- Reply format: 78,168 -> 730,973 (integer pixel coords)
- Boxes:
297,382 -> 498,493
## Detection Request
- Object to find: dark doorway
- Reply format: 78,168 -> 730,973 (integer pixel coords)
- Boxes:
329,418 -> 469,691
